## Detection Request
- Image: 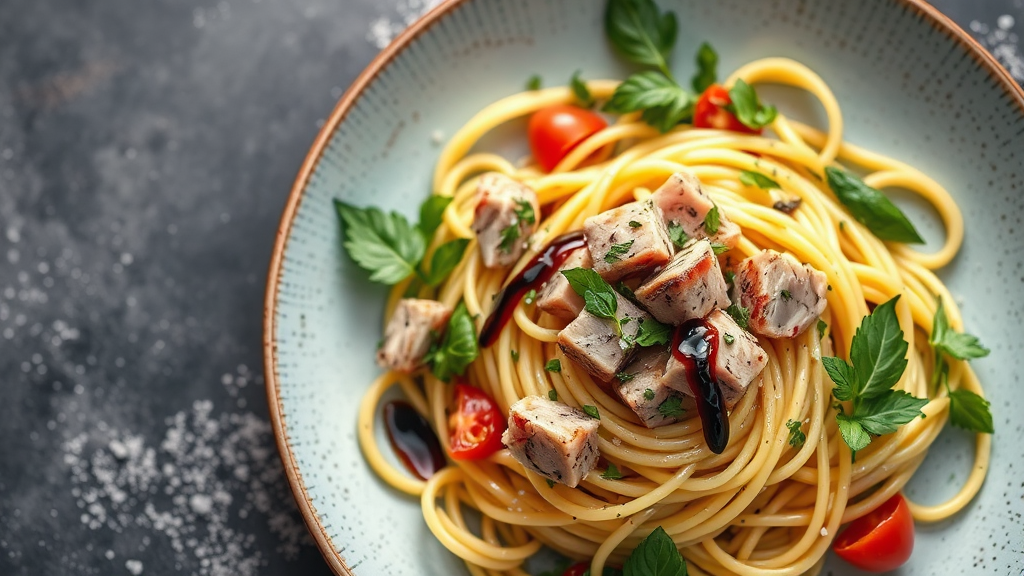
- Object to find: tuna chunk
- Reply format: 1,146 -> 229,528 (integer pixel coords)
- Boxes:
734,250 -> 828,338
634,238 -> 730,325
501,396 -> 601,487
664,310 -> 767,409
615,347 -> 696,428
650,171 -> 741,250
558,291 -> 651,382
376,298 -> 453,373
471,173 -> 540,268
583,200 -> 673,282
536,247 -> 592,321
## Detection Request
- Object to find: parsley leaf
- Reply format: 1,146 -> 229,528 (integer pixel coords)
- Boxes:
545,479 -> 556,488
739,170 -> 780,190
786,419 -> 806,448
583,405 -> 601,420
854,391 -> 930,436
723,333 -> 735,345
499,199 -> 537,254
822,357 -> 858,401
334,200 -> 425,284
545,359 -> 562,373
418,195 -> 453,240
571,70 -> 595,107
634,318 -> 672,347
563,267 -> 619,320
601,463 -> 624,480
930,298 -> 990,360
511,349 -> 520,363
622,526 -> 687,576
835,413 -> 871,452
817,318 -> 827,339
667,221 -> 689,249
526,74 -> 542,91
658,396 -> 685,418
727,80 -> 777,130
948,389 -> 994,434
710,242 -> 729,255
780,289 -> 792,301
422,238 -> 470,286
424,302 -> 479,382
643,388 -> 655,400
691,41 -> 717,93
850,297 -> 908,399
604,240 -> 635,263
604,71 -> 694,133
825,167 -> 925,244
548,389 -> 558,401
604,0 -> 678,77
629,220 -> 643,228
703,204 -> 720,235
726,304 -> 751,331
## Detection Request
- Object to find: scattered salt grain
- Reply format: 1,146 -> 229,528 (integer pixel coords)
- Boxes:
820,527 -> 828,537
125,559 -> 143,575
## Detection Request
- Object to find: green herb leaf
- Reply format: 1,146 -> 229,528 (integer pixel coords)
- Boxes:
571,70 -> 595,107
691,41 -> 717,93
545,478 -> 556,488
604,240 -> 635,263
786,419 -> 806,447
727,80 -> 777,130
604,71 -> 695,133
418,195 -> 453,241
835,413 -> 871,453
511,349 -> 520,363
548,389 -> 558,401
499,199 -> 537,254
425,302 -> 479,382
583,405 -> 601,420
524,289 -> 538,305
948,389 -> 994,434
724,270 -> 735,286
739,170 -> 780,190
601,463 -> 624,480
824,167 -> 925,244
822,357 -> 857,401
930,298 -> 990,360
710,242 -> 729,255
726,304 -> 751,331
780,289 -> 792,301
545,359 -> 563,373
723,333 -> 735,345
629,220 -> 643,228
817,318 -> 827,339
334,200 -> 426,284
499,223 -> 520,254
703,204 -> 720,235
854,391 -> 929,436
667,221 -> 689,249
850,296 -> 908,399
604,0 -> 678,75
526,74 -> 542,91
616,372 -> 636,383
422,238 -> 470,286
643,388 -> 655,400
635,318 -> 671,347
658,396 -> 685,418
563,268 -> 619,321
622,526 -> 687,576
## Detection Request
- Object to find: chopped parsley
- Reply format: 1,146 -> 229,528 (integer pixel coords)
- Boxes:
548,389 -> 558,401
582,405 -> 601,420
658,396 -> 685,418
616,372 -> 635,383
600,463 -> 623,480
668,221 -> 689,248
643,388 -> 655,401
628,220 -> 642,228
603,240 -> 635,263
703,204 -> 721,235
726,303 -> 751,331
780,289 -> 792,301
545,359 -> 562,373
510,349 -> 520,363
723,333 -> 735,345
786,419 -> 806,448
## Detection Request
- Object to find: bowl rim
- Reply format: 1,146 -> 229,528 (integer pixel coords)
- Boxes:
262,1 -> 1024,574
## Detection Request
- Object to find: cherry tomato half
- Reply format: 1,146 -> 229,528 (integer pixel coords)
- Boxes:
528,105 -> 608,172
561,562 -> 590,576
693,84 -> 761,135
832,492 -> 914,572
448,382 -> 506,460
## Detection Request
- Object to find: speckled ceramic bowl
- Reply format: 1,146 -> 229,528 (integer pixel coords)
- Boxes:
264,1 -> 1024,574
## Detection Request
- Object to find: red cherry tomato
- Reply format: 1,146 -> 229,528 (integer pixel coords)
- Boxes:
561,562 -> 590,576
832,493 -> 915,572
448,382 -> 506,460
528,105 -> 608,172
693,84 -> 761,134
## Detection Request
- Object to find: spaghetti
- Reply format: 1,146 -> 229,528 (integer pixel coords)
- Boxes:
354,57 -> 990,576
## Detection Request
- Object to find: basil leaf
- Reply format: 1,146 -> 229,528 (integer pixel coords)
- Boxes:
419,195 -> 453,241
703,204 -> 720,235
854,390 -> 928,436
739,170 -> 780,190
422,238 -> 470,286
657,397 -> 685,418
824,167 -> 925,244
584,290 -> 619,320
604,71 -> 694,133
334,200 -> 425,285
691,41 -> 717,93
835,413 -> 871,452
667,221 -> 689,248
622,526 -> 687,576
822,357 -> 857,401
948,389 -> 994,434
604,0 -> 678,74
571,70 -> 595,107
850,296 -> 908,399
635,318 -> 671,347
930,298 -> 990,360
727,79 -> 777,129
563,268 -> 619,321
786,419 -> 806,448
425,302 -> 479,382
601,463 -> 624,480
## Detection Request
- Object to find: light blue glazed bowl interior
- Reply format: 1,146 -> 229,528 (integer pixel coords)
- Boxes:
269,0 -> 1024,574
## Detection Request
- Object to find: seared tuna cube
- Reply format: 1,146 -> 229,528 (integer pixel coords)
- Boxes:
650,171 -> 741,250
734,250 -> 828,338
558,292 -> 651,382
376,298 -> 453,373
634,238 -> 730,325
536,247 -> 593,321
615,347 -> 695,428
583,200 -> 673,282
501,395 -> 601,487
664,309 -> 767,409
471,173 -> 540,268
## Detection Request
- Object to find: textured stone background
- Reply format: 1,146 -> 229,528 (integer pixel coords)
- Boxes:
0,0 -> 1021,574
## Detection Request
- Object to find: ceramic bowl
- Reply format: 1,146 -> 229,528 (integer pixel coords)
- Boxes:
264,0 -> 1024,574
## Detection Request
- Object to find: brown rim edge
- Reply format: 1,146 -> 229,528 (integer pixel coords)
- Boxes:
262,1 -> 1024,575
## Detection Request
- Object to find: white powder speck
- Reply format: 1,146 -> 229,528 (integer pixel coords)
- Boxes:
431,129 -> 445,145
971,16 -> 1024,82
105,549 -> 115,560
125,559 -> 143,575
190,494 -> 213,515
120,252 -> 134,266
366,0 -> 445,48
820,527 -> 828,537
